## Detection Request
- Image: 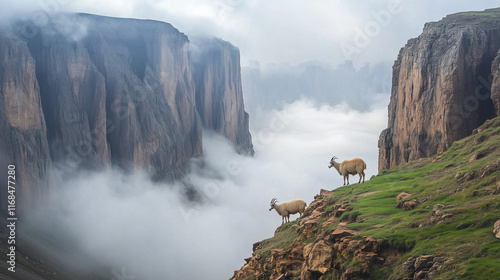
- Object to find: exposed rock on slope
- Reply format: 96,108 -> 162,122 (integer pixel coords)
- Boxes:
231,193 -> 399,280
379,8 -> 500,171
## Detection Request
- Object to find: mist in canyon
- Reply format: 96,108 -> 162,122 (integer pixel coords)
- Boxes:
24,97 -> 387,279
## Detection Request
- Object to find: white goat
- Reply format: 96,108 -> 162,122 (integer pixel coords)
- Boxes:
269,198 -> 307,225
328,156 -> 367,186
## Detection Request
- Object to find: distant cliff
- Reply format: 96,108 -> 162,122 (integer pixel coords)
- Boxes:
379,8 -> 500,171
0,13 -> 253,209
192,37 -> 254,155
241,60 -> 391,114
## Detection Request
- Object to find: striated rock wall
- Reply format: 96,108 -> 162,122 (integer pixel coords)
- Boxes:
379,8 -> 500,171
0,32 -> 52,209
0,13 -> 253,208
25,14 -> 203,181
192,38 -> 254,155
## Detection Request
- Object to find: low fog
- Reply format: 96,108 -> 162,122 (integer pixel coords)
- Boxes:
25,98 -> 387,279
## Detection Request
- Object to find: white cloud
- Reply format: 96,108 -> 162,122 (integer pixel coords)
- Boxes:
27,98 -> 387,279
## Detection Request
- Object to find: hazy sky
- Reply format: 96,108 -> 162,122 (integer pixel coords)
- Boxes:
5,0 -> 497,68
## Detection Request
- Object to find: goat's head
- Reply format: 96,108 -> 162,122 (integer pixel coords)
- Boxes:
269,198 -> 278,211
328,156 -> 338,168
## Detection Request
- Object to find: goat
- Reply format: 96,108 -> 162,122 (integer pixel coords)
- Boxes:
269,198 -> 307,225
328,156 -> 366,186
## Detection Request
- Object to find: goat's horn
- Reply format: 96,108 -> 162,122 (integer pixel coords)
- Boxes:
271,198 -> 277,203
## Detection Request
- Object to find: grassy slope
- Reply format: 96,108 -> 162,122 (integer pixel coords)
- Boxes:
441,7 -> 500,28
257,117 -> 500,279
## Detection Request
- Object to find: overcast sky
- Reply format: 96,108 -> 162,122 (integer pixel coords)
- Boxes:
5,0 -> 497,68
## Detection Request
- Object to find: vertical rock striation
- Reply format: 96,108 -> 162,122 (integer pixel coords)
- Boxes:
25,14 -> 203,181
0,13 -> 253,208
379,8 -> 500,171
0,32 -> 51,209
491,49 -> 500,115
192,38 -> 254,155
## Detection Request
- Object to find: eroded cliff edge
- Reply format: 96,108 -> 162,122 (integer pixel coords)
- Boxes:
0,13 -> 253,209
379,8 -> 500,171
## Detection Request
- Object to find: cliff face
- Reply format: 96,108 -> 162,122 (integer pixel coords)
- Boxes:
379,8 -> 500,171
0,13 -> 253,207
0,32 -> 52,210
192,38 -> 254,155
25,14 -> 203,181
491,49 -> 500,114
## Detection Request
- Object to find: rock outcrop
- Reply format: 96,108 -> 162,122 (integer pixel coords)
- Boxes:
402,254 -> 451,280
379,8 -> 500,171
231,194 -> 399,280
0,13 -> 253,208
494,219 -> 500,239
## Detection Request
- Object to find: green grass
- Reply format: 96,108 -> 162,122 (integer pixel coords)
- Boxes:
254,221 -> 300,257
337,117 -> 500,279
261,117 -> 500,279
440,7 -> 500,28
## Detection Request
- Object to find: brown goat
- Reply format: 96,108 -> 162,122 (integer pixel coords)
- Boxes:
328,156 -> 366,185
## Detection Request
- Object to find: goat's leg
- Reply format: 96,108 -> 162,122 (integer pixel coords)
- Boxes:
346,174 -> 350,185
358,173 -> 362,184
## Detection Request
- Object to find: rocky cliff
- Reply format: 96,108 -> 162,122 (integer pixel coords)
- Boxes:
0,13 -> 253,208
379,8 -> 500,171
0,32 -> 52,210
192,37 -> 254,155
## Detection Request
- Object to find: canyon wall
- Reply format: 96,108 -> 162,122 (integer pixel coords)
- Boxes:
0,32 -> 52,210
192,37 -> 254,155
379,8 -> 500,171
0,13 -> 253,208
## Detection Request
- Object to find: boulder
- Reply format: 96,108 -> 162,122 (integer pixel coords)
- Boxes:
320,189 -> 335,197
402,200 -> 418,210
302,240 -> 333,274
396,192 -> 412,201
494,219 -> 500,240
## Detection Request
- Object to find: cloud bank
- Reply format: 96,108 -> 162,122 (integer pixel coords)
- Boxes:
26,98 -> 387,279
